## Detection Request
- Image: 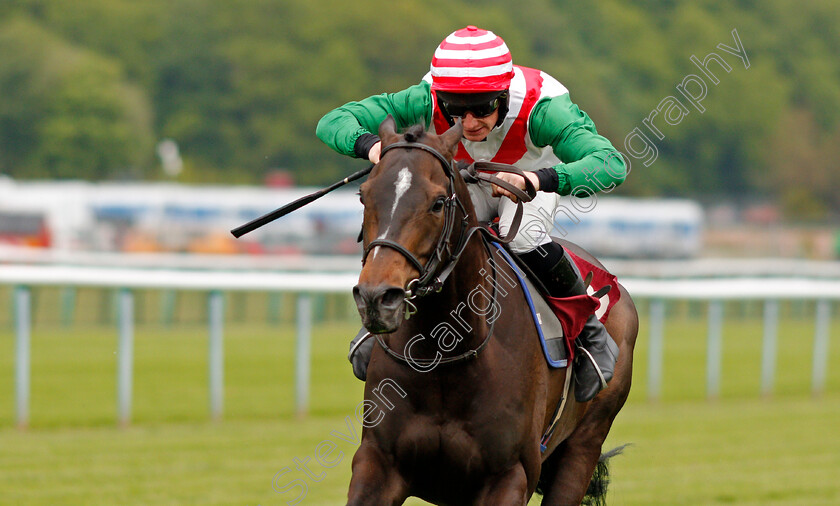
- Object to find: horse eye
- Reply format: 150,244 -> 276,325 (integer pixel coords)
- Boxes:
431,197 -> 446,213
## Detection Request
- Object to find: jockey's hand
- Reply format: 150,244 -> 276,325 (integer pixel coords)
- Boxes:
491,171 -> 540,202
368,141 -> 382,164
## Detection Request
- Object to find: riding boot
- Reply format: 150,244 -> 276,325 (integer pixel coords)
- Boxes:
348,328 -> 374,381
517,242 -> 619,402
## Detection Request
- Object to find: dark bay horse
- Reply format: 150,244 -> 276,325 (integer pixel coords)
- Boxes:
349,116 -> 638,505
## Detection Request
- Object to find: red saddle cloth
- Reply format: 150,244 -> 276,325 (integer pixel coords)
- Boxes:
542,251 -> 621,360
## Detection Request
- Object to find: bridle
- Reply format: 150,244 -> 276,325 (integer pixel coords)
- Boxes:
363,141 -> 470,309
359,137 -> 537,367
361,138 -> 536,315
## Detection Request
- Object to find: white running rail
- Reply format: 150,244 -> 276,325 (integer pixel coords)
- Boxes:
2,265 -> 835,427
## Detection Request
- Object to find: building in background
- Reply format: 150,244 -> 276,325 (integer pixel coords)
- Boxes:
0,176 -> 703,258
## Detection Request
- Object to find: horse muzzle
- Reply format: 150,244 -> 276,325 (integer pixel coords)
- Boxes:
352,284 -> 406,333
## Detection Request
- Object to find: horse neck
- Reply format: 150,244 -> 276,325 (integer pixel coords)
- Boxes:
393,169 -> 498,353
443,177 -> 495,338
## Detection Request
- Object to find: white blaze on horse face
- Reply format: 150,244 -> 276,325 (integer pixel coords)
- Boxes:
391,167 -> 413,217
372,167 -> 413,259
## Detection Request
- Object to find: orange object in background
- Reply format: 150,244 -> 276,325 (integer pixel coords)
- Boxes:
187,232 -> 240,255
122,231 -> 163,253
0,211 -> 51,248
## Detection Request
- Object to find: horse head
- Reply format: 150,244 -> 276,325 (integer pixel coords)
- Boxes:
353,116 -> 469,333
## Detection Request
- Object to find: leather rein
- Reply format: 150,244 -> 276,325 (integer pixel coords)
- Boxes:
361,139 -> 536,366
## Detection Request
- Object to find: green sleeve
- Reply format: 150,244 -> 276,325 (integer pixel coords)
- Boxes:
529,93 -> 627,196
316,81 -> 433,157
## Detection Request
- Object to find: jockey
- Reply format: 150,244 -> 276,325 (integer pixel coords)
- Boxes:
316,26 -> 626,402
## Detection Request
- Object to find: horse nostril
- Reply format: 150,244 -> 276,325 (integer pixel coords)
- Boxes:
352,285 -> 368,309
380,287 -> 406,309
353,284 -> 404,314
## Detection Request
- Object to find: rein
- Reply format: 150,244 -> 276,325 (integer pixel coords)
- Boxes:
361,139 -> 536,367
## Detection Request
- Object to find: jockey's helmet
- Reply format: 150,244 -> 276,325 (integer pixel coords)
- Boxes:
430,26 -> 514,92
431,26 -> 513,127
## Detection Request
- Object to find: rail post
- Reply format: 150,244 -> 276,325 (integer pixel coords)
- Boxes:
14,286 -> 31,429
295,293 -> 312,417
812,300 -> 831,396
647,299 -> 665,401
208,290 -> 224,420
117,288 -> 134,426
706,300 -> 724,400
760,299 -> 779,397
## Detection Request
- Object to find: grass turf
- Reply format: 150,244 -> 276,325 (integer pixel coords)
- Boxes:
1,296 -> 839,504
2,396 -> 838,505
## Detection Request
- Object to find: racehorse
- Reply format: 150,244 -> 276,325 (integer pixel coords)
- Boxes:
349,116 -> 638,505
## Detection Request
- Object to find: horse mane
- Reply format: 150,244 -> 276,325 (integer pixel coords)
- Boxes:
399,123 -> 471,173
402,123 -> 427,143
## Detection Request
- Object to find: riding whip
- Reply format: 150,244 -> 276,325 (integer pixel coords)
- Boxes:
230,164 -> 373,238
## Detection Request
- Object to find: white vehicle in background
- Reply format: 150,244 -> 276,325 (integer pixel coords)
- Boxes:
0,177 -> 701,258
554,197 -> 703,259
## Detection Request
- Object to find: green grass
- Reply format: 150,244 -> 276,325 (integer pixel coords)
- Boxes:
1,296 -> 840,504
1,396 -> 838,505
602,397 -> 840,505
0,321 -> 364,427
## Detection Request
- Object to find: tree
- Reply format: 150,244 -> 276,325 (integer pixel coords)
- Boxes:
0,15 -> 154,179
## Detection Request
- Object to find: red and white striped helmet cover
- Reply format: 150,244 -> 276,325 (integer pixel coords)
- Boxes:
430,26 -> 515,92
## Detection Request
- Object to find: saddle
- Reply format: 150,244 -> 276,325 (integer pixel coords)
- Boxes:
492,242 -> 620,367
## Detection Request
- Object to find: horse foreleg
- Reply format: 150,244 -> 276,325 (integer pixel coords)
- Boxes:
346,443 -> 408,506
473,463 -> 530,506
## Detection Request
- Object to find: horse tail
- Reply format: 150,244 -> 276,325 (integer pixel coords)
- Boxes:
581,444 -> 630,506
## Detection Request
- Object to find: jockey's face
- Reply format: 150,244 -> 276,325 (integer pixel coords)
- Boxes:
461,109 -> 499,142
436,90 -> 505,142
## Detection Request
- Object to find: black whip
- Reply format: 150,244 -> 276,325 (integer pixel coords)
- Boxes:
230,164 -> 373,238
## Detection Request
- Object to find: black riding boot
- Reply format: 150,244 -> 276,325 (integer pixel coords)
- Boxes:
518,242 -> 619,402
348,328 -> 374,381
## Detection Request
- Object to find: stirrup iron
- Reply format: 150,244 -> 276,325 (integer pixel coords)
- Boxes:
575,345 -> 609,391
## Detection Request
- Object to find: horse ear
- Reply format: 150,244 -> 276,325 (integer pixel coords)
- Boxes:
439,119 -> 463,159
378,115 -> 400,146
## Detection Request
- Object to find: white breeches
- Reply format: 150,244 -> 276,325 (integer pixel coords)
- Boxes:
466,180 -> 561,254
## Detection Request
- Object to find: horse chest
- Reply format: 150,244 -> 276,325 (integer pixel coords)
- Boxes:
380,355 -> 538,471
392,414 -> 524,480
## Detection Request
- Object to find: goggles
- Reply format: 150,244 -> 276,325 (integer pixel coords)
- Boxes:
436,91 -> 507,119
